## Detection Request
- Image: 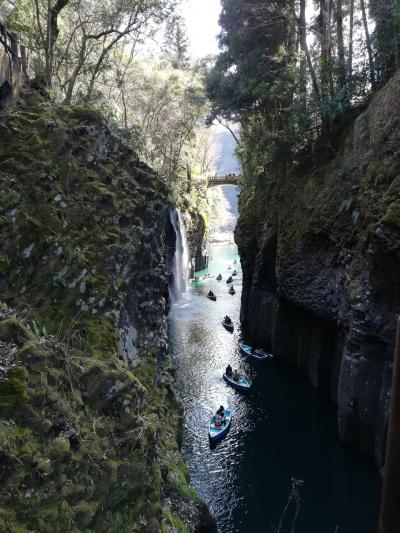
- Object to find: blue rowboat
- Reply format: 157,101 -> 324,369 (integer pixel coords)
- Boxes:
222,320 -> 234,332
209,409 -> 232,441
239,343 -> 273,361
223,373 -> 251,391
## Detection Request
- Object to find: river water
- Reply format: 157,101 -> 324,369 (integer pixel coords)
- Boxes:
168,189 -> 381,533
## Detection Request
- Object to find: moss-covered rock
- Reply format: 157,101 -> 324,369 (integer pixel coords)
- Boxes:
236,71 -> 400,465
0,88 -> 214,532
0,318 -> 34,345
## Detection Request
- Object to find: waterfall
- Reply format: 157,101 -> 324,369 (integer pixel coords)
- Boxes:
169,208 -> 190,304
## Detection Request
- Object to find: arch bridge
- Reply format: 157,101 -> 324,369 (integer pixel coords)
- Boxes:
207,174 -> 241,187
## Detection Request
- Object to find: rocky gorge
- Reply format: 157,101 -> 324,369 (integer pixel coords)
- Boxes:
0,84 -> 215,532
236,71 -> 400,467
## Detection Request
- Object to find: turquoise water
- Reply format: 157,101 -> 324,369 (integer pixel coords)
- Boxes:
169,244 -> 381,533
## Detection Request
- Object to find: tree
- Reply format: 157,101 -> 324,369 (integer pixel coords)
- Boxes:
6,0 -> 176,98
360,0 -> 376,89
163,15 -> 189,70
369,0 -> 400,85
336,0 -> 346,88
207,0 -> 395,182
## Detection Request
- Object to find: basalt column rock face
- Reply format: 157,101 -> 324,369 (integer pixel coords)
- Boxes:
236,71 -> 400,465
186,210 -> 209,276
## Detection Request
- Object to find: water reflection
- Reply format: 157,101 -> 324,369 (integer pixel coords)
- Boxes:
168,244 -> 381,533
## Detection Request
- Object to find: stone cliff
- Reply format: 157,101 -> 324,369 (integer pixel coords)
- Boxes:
236,72 -> 400,466
0,86 -> 215,531
186,209 -> 209,275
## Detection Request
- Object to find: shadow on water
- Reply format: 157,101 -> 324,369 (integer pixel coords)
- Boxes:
168,195 -> 381,532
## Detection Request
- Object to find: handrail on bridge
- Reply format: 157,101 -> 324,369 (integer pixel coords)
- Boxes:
207,173 -> 240,183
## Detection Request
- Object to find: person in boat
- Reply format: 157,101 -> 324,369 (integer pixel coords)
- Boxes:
224,315 -> 231,324
214,414 -> 223,427
226,364 -> 233,377
214,405 -> 225,427
233,369 -> 240,381
208,290 -> 214,297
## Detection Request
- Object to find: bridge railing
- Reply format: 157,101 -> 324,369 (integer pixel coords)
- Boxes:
207,174 -> 240,182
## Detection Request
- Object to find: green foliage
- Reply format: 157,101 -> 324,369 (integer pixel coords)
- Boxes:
370,0 -> 400,85
163,15 -> 190,70
207,0 -> 400,184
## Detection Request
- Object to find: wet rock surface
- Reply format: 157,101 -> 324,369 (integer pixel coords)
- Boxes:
236,72 -> 400,465
186,209 -> 209,275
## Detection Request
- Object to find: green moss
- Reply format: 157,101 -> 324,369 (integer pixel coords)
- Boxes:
76,500 -> 98,527
0,318 -> 34,344
382,201 -> 400,229
17,341 -> 52,371
82,316 -> 119,359
162,507 -> 190,533
0,366 -> 29,410
166,453 -> 199,502
0,89 -> 201,532
49,436 -> 71,459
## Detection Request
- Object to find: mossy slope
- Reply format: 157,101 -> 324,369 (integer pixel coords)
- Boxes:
0,88 -> 214,532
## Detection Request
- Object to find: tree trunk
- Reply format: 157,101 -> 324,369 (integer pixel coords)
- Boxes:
45,0 -> 70,86
360,0 -> 376,89
298,0 -> 307,95
348,0 -> 354,82
64,36 -> 86,104
319,0 -> 329,97
336,0 -> 346,88
327,0 -> 335,98
20,45 -> 28,78
298,0 -> 321,101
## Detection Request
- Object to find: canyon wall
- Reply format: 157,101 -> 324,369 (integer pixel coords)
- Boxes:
236,72 -> 400,465
0,86 -> 215,531
187,209 -> 209,275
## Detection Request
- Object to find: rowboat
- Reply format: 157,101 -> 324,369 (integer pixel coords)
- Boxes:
222,320 -> 234,332
232,269 -> 237,276
209,409 -> 232,441
207,294 -> 217,301
223,373 -> 251,391
226,276 -> 233,284
216,274 -> 223,281
239,343 -> 274,360
228,287 -> 235,295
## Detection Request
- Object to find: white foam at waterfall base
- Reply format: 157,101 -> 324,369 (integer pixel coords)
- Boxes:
169,209 -> 190,304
